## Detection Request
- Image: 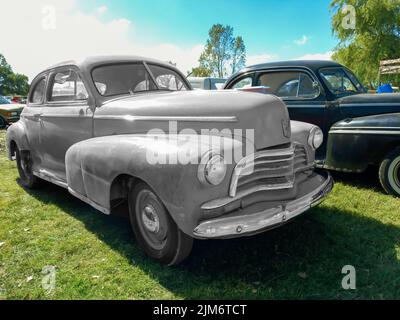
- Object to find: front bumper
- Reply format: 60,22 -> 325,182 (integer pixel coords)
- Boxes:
193,171 -> 333,239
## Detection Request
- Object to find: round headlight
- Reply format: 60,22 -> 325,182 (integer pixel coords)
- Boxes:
198,153 -> 227,186
308,127 -> 324,149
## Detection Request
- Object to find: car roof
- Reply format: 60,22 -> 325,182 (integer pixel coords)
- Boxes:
43,55 -> 180,74
245,60 -> 343,71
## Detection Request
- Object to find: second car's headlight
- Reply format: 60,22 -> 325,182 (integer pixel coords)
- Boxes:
198,153 -> 227,186
308,127 -> 324,149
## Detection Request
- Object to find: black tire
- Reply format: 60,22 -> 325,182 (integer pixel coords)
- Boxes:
128,182 -> 193,266
379,147 -> 400,197
16,148 -> 40,189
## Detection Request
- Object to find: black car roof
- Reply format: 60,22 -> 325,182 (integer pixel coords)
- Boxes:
226,60 -> 345,85
245,60 -> 343,72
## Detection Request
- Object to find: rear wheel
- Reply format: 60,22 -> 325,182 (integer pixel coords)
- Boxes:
16,149 -> 40,189
379,148 -> 400,197
128,182 -> 193,266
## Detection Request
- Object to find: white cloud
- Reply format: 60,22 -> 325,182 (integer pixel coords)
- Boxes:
246,54 -> 278,66
296,51 -> 333,61
0,0 -> 203,81
97,5 -> 108,14
294,35 -> 310,46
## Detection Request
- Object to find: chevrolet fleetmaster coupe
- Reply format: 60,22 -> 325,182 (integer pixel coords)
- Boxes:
7,56 -> 333,265
225,60 -> 400,197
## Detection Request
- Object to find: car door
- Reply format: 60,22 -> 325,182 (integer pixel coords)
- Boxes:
22,75 -> 47,169
39,67 -> 93,181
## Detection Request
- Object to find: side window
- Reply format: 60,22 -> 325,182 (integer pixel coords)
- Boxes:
147,64 -> 188,91
231,76 -> 253,89
49,70 -> 88,102
29,78 -> 46,104
257,71 -> 319,99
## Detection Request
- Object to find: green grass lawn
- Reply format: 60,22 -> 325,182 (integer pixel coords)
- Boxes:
1,129 -> 400,300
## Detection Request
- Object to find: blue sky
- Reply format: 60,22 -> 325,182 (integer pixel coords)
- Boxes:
2,0 -> 337,80
80,0 -> 337,61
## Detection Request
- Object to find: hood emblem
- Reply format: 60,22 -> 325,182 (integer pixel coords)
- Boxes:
282,119 -> 291,138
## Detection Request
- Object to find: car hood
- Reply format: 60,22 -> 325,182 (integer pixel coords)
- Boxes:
0,104 -> 25,112
95,90 -> 291,150
338,93 -> 400,105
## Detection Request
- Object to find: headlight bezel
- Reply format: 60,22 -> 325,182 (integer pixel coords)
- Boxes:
198,151 -> 227,186
308,126 -> 324,150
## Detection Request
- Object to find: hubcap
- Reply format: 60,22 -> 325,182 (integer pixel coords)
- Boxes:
388,156 -> 400,195
135,189 -> 168,251
141,205 -> 160,233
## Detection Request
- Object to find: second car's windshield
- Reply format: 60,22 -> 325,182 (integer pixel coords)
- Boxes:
92,63 -> 189,97
319,67 -> 364,96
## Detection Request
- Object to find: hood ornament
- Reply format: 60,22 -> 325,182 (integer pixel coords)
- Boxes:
282,119 -> 291,138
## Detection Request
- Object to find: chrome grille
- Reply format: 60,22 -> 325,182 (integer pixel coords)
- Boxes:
229,144 -> 309,197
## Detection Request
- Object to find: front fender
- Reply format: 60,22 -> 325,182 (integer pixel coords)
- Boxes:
325,113 -> 400,172
65,134 -> 245,235
6,121 -> 29,160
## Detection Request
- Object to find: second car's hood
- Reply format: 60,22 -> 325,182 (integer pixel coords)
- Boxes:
338,93 -> 400,105
0,103 -> 25,112
95,90 -> 291,150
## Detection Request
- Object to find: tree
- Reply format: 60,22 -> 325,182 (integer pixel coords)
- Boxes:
0,53 -> 29,96
197,24 -> 246,78
331,0 -> 400,87
189,66 -> 212,77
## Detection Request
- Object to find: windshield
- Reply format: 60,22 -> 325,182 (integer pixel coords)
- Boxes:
92,63 -> 189,97
319,67 -> 365,97
0,96 -> 11,104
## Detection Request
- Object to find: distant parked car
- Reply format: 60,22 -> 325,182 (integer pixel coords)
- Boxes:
188,77 -> 226,90
0,95 -> 24,128
225,60 -> 400,197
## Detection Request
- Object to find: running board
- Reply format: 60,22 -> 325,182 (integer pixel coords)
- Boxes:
33,170 -> 68,189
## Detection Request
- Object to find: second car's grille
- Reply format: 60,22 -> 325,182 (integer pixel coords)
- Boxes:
229,144 -> 309,197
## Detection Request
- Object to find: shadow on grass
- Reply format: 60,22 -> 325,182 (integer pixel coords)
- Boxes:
331,166 -> 382,192
21,178 -> 400,299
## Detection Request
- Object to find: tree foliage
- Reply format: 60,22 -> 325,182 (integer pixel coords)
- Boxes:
331,0 -> 400,87
0,53 -> 29,96
189,66 -> 212,77
197,24 -> 246,78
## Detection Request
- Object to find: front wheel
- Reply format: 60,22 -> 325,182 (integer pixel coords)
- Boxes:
379,148 -> 400,197
128,182 -> 193,266
16,149 -> 40,189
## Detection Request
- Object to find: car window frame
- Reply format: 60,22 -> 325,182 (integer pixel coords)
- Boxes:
145,62 -> 191,91
318,66 -> 363,97
46,66 -> 90,106
28,75 -> 48,106
254,68 -> 322,101
228,72 -> 256,90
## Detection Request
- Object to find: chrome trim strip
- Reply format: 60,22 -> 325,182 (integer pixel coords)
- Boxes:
33,170 -> 68,189
40,114 -> 91,119
195,173 -> 333,239
340,103 -> 400,107
68,188 -> 110,215
94,115 -> 238,122
329,129 -> 400,135
331,126 -> 400,131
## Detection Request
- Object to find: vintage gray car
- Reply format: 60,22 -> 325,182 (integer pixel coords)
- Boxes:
6,56 -> 333,265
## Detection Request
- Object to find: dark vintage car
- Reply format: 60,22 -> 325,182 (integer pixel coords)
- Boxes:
6,56 -> 333,265
225,60 -> 400,197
